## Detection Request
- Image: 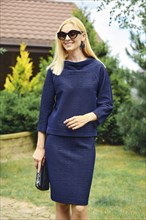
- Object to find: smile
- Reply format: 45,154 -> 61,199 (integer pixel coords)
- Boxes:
64,42 -> 74,45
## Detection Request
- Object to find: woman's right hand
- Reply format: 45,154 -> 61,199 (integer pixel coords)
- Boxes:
33,147 -> 45,172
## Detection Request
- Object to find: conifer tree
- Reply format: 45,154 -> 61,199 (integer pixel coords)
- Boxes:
4,43 -> 33,94
126,31 -> 146,70
117,32 -> 146,155
29,44 -> 54,94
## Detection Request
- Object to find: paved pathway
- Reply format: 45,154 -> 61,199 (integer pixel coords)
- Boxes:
1,197 -> 55,220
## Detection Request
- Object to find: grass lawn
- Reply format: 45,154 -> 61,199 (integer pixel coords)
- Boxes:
0,145 -> 145,220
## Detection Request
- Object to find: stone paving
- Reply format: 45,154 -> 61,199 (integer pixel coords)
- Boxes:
0,197 -> 55,220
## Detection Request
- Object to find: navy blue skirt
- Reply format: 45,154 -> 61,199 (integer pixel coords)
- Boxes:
45,134 -> 96,205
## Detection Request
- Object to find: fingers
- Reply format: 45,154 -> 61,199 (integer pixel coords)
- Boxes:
33,156 -> 46,171
64,116 -> 76,124
33,148 -> 46,172
33,159 -> 39,170
67,122 -> 78,128
66,122 -> 79,129
71,125 -> 80,130
64,116 -> 83,130
37,160 -> 42,173
42,156 -> 46,166
64,117 -> 78,127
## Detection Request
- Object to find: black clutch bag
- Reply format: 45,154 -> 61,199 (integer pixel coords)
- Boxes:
35,160 -> 49,191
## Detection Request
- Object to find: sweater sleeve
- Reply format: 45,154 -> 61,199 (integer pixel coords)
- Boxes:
93,65 -> 113,125
37,69 -> 55,133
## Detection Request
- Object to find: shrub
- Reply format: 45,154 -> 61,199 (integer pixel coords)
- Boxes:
4,43 -> 33,94
117,73 -> 146,155
0,91 -> 40,134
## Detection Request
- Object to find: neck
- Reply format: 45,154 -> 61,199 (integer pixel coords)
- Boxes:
67,49 -> 87,62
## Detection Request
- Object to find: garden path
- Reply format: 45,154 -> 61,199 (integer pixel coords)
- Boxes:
1,196 -> 55,220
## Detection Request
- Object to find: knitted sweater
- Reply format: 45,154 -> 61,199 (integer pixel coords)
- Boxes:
37,57 -> 113,137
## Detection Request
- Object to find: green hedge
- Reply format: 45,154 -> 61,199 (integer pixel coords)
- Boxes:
0,91 -> 40,134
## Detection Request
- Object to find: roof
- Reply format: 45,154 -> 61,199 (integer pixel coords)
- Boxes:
1,0 -> 76,47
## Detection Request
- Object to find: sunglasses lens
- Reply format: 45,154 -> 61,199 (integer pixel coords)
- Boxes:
57,30 -> 81,40
68,30 -> 78,39
57,32 -> 66,40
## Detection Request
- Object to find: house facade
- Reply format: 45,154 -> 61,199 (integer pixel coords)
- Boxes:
0,0 -> 77,89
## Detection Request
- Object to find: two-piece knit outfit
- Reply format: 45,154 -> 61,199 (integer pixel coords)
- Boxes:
37,57 -> 113,205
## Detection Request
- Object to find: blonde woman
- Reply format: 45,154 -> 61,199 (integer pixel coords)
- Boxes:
33,17 -> 113,220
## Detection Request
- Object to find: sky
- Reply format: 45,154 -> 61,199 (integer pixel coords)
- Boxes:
63,0 -> 140,71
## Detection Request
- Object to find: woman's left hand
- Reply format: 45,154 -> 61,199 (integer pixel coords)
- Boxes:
64,113 -> 96,130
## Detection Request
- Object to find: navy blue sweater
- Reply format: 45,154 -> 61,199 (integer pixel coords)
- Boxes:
37,57 -> 113,137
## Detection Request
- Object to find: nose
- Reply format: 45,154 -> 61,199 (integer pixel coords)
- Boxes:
65,34 -> 70,40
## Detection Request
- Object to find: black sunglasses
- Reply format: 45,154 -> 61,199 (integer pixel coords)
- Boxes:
57,30 -> 82,40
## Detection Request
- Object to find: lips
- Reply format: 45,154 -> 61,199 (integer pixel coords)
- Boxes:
64,43 -> 73,46
63,41 -> 74,46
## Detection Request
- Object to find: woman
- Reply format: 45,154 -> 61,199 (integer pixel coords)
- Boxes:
33,17 -> 113,220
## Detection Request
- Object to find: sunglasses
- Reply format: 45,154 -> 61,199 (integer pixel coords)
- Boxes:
57,30 -> 82,40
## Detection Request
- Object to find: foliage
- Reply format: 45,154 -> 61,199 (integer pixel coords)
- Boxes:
117,29 -> 146,155
74,8 -> 131,144
4,42 -> 54,95
117,70 -> 146,155
126,31 -> 146,70
73,8 -> 109,58
1,42 -> 54,134
94,0 -> 145,30
117,97 -> 146,155
0,91 -> 40,134
92,0 -> 146,154
4,43 -> 33,94
0,47 -> 7,55
30,45 -> 54,94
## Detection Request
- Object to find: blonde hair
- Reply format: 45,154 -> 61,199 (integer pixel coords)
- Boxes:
49,17 -> 103,75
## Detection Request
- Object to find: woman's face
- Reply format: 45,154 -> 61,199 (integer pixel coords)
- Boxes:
60,23 -> 85,52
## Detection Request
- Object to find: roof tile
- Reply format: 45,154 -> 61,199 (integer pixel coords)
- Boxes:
1,0 -> 76,47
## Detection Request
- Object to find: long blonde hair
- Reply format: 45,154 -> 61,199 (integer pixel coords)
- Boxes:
49,17 -> 102,75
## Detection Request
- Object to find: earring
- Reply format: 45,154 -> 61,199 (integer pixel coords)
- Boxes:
80,41 -> 85,49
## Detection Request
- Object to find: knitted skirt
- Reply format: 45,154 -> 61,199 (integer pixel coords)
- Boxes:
45,134 -> 96,205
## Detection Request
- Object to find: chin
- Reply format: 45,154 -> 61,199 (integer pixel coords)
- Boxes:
63,45 -> 74,50
64,45 -> 79,52
65,47 -> 74,51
